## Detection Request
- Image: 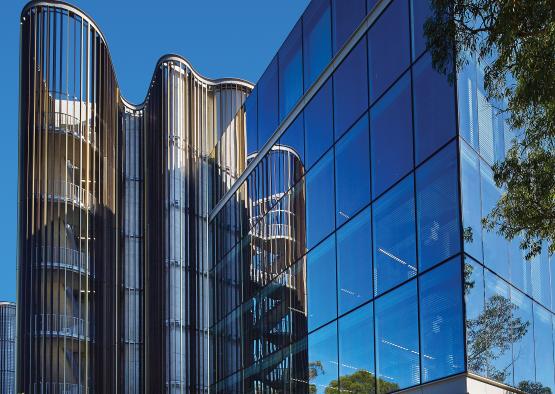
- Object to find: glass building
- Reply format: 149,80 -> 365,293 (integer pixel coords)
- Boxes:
0,302 -> 16,394
17,0 -> 555,393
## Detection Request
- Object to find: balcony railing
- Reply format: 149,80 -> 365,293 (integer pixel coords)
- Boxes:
35,314 -> 89,341
47,112 -> 97,148
44,181 -> 96,211
34,382 -> 89,394
36,246 -> 90,275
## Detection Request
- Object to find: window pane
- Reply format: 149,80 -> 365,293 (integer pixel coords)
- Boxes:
279,21 -> 303,120
464,257 -> 486,376
419,258 -> 464,382
303,0 -> 332,89
533,305 -> 555,393
307,235 -> 337,331
370,72 -> 413,198
410,0 -> 432,59
245,88 -> 258,156
258,56 -> 279,146
333,38 -> 369,140
332,0 -> 366,55
279,112 -> 305,180
416,142 -> 460,271
308,322 -> 339,393
335,113 -> 371,225
338,302 -> 375,391
511,289 -> 535,388
484,270 -> 513,385
460,141 -> 483,262
305,79 -> 334,170
375,280 -> 419,392
373,175 -> 417,295
368,0 -> 410,102
413,52 -> 456,164
306,150 -> 335,249
481,163 -> 510,280
337,207 -> 372,315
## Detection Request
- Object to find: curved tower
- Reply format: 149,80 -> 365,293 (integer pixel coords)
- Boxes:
18,2 -> 252,393
0,302 -> 16,394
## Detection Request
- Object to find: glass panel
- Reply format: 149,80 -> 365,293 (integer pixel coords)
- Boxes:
338,302 -> 375,392
373,175 -> 417,295
308,322 -> 339,393
333,38 -> 369,140
464,257 -> 486,376
410,0 -> 432,59
375,280 -> 419,392
279,112 -> 305,177
457,52 -> 480,150
484,270 -> 513,385
370,72 -> 413,198
303,0 -> 332,89
419,258 -> 464,382
460,141 -> 483,262
307,235 -> 337,331
337,207 -> 373,315
279,21 -> 303,120
511,289 -> 535,388
245,88 -> 258,156
481,163 -> 510,281
332,0 -> 366,55
335,113 -> 371,226
533,305 -> 555,393
306,150 -> 335,249
368,0 -> 410,102
416,142 -> 460,271
368,0 -> 379,13
531,248 -> 552,309
258,56 -> 279,147
304,79 -> 334,170
413,52 -> 456,164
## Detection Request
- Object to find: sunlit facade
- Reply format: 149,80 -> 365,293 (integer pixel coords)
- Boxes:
17,0 -> 555,394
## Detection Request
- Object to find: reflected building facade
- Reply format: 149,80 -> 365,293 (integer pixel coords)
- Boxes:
0,302 -> 16,394
17,0 -> 555,394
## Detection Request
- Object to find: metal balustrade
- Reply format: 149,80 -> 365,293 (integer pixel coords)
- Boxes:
35,314 -> 88,341
47,111 -> 97,148
36,246 -> 90,275
43,181 -> 96,211
33,382 -> 89,394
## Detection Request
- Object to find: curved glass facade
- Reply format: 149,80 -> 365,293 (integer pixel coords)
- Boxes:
0,302 -> 16,394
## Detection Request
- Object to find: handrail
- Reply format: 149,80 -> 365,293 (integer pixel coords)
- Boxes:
47,111 -> 97,148
33,382 -> 90,394
35,313 -> 88,340
36,245 -> 90,274
44,180 -> 96,211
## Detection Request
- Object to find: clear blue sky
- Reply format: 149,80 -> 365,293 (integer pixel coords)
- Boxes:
0,0 -> 309,302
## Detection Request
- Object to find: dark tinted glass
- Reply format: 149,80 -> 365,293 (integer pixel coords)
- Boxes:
332,0 -> 366,54
338,302 -> 375,389
303,0 -> 332,89
245,88 -> 258,156
368,0 -> 410,102
375,280 -> 419,392
337,207 -> 372,314
258,56 -> 279,146
280,112 -> 305,174
373,175 -> 417,295
333,38 -> 369,140
335,114 -> 371,225
306,151 -> 335,249
279,21 -> 303,120
416,142 -> 460,271
460,142 -> 483,261
307,235 -> 337,331
305,79 -> 334,169
464,257 -> 486,376
413,52 -> 456,163
367,0 -> 378,12
419,258 -> 464,382
511,289 -> 535,388
370,72 -> 413,199
410,0 -> 432,59
484,270 -> 513,385
308,322 -> 339,393
533,305 -> 555,392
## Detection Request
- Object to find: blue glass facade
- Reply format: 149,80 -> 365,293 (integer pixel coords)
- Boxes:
210,0 -> 555,393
